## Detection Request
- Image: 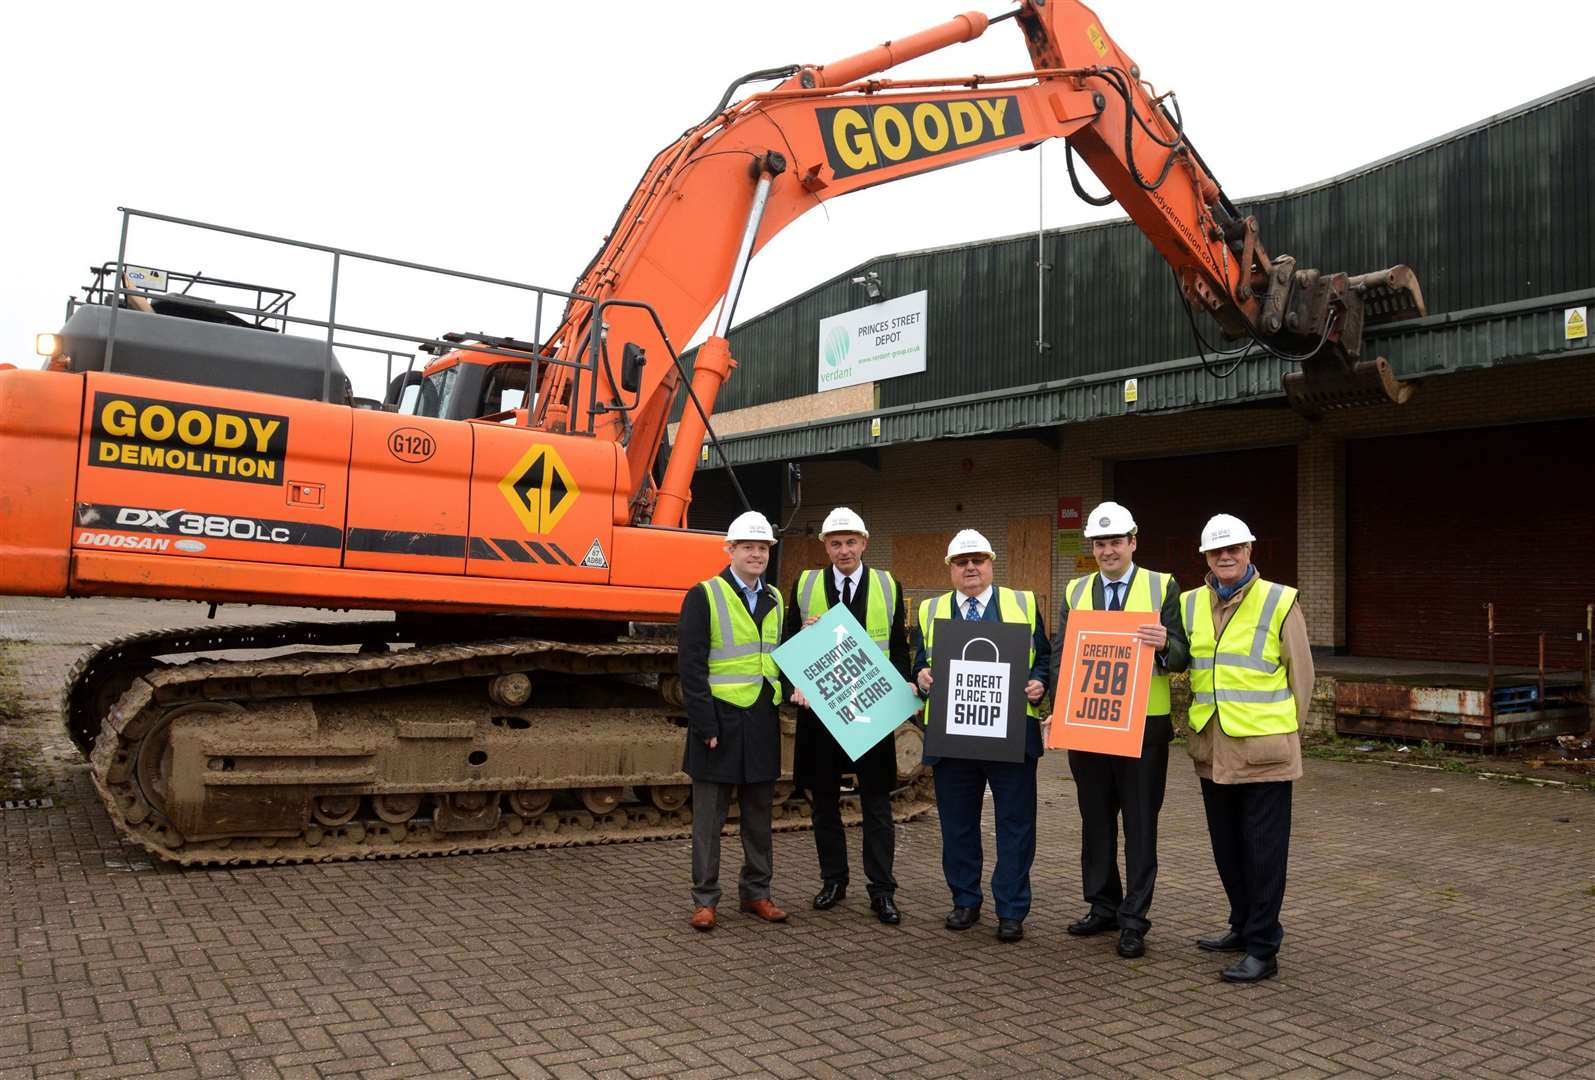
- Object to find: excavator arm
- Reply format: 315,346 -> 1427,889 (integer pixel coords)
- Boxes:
533,1 -> 1425,528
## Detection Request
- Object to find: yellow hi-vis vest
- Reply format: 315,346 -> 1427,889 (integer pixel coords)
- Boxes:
1065,568 -> 1173,715
1180,577 -> 1299,737
917,587 -> 1039,723
701,575 -> 783,708
795,567 -> 898,649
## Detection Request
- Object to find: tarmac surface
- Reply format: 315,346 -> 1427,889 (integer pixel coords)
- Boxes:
3,597 -> 1594,1079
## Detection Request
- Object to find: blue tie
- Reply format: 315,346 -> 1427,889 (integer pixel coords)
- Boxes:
965,597 -> 980,620
1107,582 -> 1124,611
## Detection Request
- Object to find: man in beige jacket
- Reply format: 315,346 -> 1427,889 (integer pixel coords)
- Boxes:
1179,514 -> 1314,983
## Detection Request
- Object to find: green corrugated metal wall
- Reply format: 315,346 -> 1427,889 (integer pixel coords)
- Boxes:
681,78 -> 1592,417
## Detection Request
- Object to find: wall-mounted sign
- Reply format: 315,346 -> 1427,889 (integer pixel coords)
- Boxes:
1567,306 -> 1588,342
817,290 -> 927,393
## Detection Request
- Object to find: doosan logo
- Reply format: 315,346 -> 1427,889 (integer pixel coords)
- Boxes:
77,531 -> 170,551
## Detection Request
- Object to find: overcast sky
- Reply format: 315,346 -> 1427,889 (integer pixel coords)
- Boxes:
3,2 -> 1588,399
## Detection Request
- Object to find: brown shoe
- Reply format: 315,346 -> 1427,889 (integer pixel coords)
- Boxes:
739,898 -> 789,923
690,906 -> 716,931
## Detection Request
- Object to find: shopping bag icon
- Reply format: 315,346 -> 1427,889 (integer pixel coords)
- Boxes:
946,637 -> 1009,739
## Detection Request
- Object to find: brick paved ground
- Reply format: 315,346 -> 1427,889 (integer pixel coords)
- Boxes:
4,598 -> 1594,1079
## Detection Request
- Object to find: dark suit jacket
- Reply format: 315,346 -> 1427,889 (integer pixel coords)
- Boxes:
1048,566 -> 1191,720
784,565 -> 910,790
911,589 -> 1051,762
678,567 -> 786,785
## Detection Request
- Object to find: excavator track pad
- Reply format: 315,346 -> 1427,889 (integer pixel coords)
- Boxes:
69,625 -> 934,866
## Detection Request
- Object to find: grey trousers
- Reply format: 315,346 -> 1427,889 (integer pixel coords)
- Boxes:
691,779 -> 774,908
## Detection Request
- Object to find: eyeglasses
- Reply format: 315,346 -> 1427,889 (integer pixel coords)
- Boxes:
950,556 -> 990,569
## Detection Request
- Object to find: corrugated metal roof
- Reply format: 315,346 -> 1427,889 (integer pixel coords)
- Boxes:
698,288 -> 1594,468
683,77 -> 1593,419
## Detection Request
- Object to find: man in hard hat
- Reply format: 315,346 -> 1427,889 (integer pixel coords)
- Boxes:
912,529 -> 1051,943
1180,513 -> 1314,982
677,510 -> 791,932
1053,501 -> 1190,960
785,507 -> 910,925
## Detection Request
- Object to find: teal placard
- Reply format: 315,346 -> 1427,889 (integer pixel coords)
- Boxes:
771,604 -> 920,762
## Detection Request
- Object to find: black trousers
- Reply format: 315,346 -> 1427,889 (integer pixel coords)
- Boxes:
1067,714 -> 1172,933
806,769 -> 896,898
1199,777 -> 1292,960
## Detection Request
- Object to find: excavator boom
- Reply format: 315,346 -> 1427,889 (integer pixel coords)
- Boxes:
532,1 -> 1425,527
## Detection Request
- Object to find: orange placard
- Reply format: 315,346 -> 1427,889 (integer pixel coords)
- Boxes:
1047,609 -> 1154,757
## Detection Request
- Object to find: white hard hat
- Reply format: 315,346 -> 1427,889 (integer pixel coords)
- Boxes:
725,510 -> 777,544
1199,513 -> 1257,552
1083,501 -> 1137,538
944,529 -> 995,563
819,506 -> 868,538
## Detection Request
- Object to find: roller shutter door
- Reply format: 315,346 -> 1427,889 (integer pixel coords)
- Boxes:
1347,419 -> 1595,665
1113,445 -> 1298,596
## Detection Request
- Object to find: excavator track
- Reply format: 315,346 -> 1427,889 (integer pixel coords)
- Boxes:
69,624 -> 934,867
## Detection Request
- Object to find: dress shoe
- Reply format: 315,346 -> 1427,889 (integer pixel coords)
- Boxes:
1065,912 -> 1118,937
870,895 -> 901,925
996,918 -> 1024,943
1116,928 -> 1145,958
1220,954 -> 1278,983
944,905 -> 981,931
1197,929 -> 1246,953
812,882 -> 847,910
690,906 -> 716,932
739,898 -> 789,923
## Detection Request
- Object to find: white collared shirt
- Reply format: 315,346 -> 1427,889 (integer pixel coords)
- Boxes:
832,565 -> 863,600
729,570 -> 763,609
1099,562 -> 1136,607
957,585 -> 995,619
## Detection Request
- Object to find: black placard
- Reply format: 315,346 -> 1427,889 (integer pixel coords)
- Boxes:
924,618 -> 1030,763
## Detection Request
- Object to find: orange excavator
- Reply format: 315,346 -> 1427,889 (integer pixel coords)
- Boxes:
2,1 -> 1424,864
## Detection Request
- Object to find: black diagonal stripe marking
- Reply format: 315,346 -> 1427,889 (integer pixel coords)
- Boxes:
546,542 -> 576,566
347,528 -> 465,558
469,536 -> 502,562
494,538 -> 535,563
526,541 -> 557,565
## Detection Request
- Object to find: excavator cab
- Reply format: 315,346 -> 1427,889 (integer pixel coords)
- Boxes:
386,334 -> 537,421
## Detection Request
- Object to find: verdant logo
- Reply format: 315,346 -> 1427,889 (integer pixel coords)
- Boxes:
822,325 -> 851,369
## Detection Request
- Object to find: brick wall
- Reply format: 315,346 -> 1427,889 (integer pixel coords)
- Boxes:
760,357 -> 1595,654
778,438 -> 1061,623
